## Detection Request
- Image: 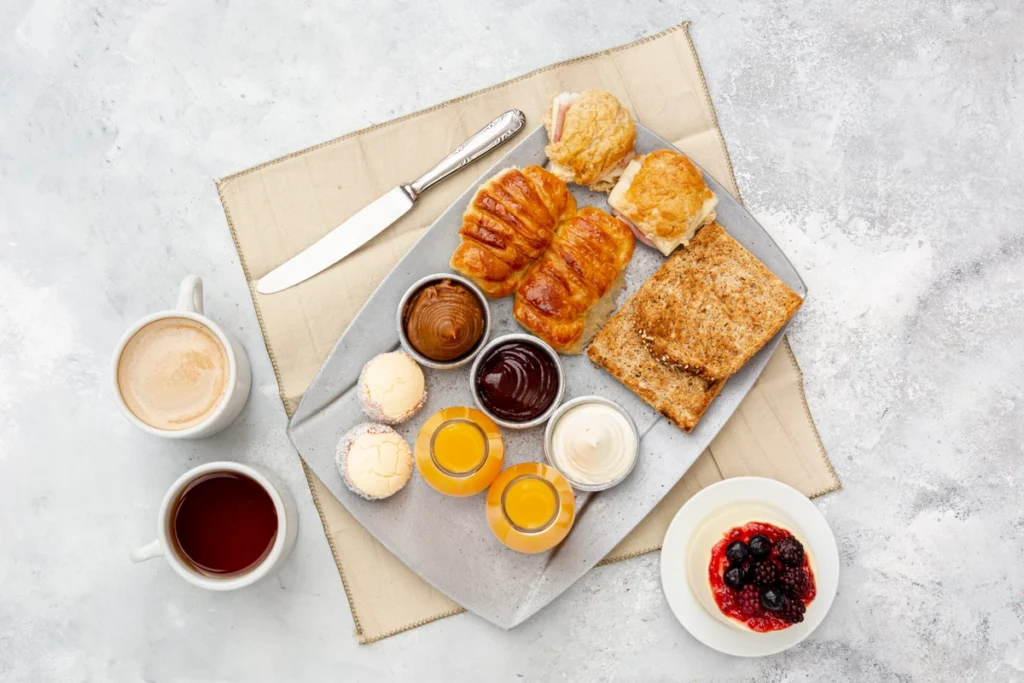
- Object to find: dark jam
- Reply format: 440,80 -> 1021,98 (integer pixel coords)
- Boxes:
708,521 -> 816,633
476,341 -> 559,422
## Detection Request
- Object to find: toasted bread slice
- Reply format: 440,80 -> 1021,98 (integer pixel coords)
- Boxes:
587,298 -> 724,433
633,223 -> 802,381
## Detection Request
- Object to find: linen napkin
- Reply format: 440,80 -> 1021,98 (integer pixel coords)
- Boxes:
216,21 -> 840,643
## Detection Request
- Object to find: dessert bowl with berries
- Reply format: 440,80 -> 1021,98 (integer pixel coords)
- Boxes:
660,477 -> 839,657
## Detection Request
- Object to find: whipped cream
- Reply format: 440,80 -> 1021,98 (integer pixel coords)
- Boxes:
549,402 -> 636,486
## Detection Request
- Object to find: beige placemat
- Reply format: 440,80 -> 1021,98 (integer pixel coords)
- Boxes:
216,21 -> 840,643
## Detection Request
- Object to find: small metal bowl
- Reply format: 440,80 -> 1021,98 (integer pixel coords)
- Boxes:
396,273 -> 491,370
542,395 -> 640,492
469,333 -> 565,430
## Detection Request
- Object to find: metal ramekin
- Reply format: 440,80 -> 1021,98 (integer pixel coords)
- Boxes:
542,395 -> 640,491
396,273 -> 491,370
469,333 -> 565,430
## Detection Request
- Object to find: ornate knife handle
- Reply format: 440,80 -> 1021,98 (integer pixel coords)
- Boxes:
404,109 -> 526,200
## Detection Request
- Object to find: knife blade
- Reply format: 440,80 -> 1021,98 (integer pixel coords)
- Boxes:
256,109 -> 526,295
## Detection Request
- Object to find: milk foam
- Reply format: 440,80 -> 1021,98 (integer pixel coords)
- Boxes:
117,318 -> 229,430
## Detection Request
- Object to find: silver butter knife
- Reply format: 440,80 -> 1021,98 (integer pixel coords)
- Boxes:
256,109 -> 527,294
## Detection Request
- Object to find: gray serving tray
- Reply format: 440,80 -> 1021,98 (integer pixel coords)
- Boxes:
288,124 -> 806,629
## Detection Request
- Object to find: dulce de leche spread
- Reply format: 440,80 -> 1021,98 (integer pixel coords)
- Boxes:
403,280 -> 485,362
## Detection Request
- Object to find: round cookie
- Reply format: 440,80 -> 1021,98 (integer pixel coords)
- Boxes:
336,423 -> 413,500
358,351 -> 427,425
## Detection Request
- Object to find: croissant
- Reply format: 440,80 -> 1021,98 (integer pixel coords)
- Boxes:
513,207 -> 635,354
450,165 -> 576,299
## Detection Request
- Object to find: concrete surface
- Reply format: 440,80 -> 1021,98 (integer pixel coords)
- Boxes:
1,1 -> 1022,681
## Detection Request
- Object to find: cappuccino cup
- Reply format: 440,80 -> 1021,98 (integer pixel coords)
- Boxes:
112,275 -> 251,439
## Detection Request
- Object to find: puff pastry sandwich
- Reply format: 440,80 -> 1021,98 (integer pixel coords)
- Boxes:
450,165 -> 576,299
543,89 -> 636,192
514,207 -> 635,354
608,149 -> 718,256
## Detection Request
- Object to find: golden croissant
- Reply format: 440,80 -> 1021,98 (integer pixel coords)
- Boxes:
450,165 -> 576,299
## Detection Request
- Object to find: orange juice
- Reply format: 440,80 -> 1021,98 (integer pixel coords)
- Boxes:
503,476 -> 558,530
486,462 -> 575,553
415,407 -> 504,497
432,419 -> 487,474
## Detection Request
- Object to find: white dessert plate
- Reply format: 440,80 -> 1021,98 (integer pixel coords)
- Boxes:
660,477 -> 839,657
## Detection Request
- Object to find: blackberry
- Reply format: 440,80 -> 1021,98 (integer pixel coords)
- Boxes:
775,536 -> 805,567
779,566 -> 811,599
748,534 -> 772,560
778,596 -> 806,624
750,561 -> 778,586
723,566 -> 746,590
737,584 -> 762,616
760,586 -> 785,611
725,541 -> 749,566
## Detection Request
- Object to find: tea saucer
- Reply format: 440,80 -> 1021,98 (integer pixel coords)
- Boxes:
659,477 -> 839,657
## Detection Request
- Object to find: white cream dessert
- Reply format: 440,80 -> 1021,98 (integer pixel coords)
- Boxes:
336,423 -> 413,500
358,351 -> 426,425
686,504 -> 816,632
548,401 -> 637,487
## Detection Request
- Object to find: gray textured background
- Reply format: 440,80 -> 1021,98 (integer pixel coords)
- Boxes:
1,1 -> 1021,681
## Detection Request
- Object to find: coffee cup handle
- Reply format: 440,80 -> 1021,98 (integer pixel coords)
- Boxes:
176,275 -> 204,315
130,539 -> 163,563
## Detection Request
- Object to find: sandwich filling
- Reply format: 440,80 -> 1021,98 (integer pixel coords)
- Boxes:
550,92 -> 580,143
589,150 -> 636,192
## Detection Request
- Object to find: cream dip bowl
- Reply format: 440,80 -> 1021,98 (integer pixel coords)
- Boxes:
542,395 -> 639,491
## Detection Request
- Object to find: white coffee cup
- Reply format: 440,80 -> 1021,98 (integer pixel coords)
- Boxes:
130,461 -> 297,590
112,275 -> 251,439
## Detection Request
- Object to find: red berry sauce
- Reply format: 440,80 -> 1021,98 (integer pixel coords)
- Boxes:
708,521 -> 816,632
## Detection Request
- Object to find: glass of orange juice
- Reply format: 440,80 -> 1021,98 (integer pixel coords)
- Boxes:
415,407 -> 504,497
485,462 -> 575,553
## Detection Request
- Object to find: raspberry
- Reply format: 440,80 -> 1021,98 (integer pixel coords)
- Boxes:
751,561 -> 778,586
780,566 -> 811,599
736,584 -> 762,617
775,536 -> 805,566
778,596 -> 806,624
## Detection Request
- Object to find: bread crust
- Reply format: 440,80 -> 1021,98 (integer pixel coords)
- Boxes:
450,165 -> 576,298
